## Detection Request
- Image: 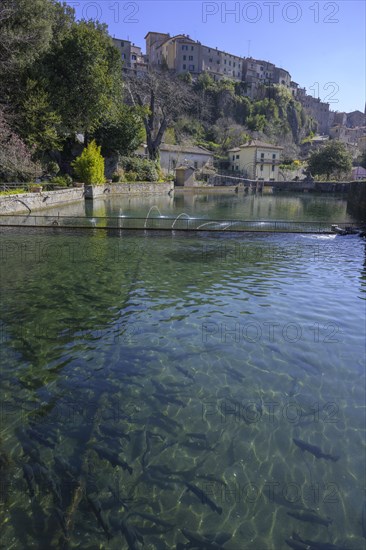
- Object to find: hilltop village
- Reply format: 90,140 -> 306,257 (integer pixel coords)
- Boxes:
114,32 -> 365,139
0,6 -> 364,186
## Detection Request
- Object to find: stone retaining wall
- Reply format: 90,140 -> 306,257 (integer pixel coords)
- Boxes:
0,188 -> 84,214
347,181 -> 366,219
84,183 -> 173,199
270,181 -> 355,192
174,186 -> 239,194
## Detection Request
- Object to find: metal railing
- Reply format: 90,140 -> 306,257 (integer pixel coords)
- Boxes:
0,214 -> 363,234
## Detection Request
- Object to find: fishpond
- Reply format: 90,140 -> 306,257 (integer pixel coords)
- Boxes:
0,192 -> 365,549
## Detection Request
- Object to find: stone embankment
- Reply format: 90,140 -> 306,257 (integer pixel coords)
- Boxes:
84,183 -> 173,199
0,188 -> 84,214
0,183 -> 173,214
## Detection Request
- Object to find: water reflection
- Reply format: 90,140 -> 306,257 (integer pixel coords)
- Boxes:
30,192 -> 362,224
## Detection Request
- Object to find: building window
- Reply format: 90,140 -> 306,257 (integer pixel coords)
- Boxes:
236,155 -> 239,159
261,153 -> 264,159
272,154 -> 276,159
272,165 -> 275,171
191,46 -> 194,51
217,60 -> 220,64
182,45 -> 188,51
121,42 -> 124,47
183,64 -> 186,70
233,62 -> 236,67
209,58 -> 213,62
232,155 -> 235,161
224,60 -> 226,64
236,165 -> 239,170
183,55 -> 186,60
122,53 -> 126,59
189,64 -> 195,71
260,165 -> 263,171
131,55 -> 136,60
189,55 -> 193,61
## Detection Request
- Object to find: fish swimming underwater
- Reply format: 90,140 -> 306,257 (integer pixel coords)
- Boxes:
293,438 -> 340,462
184,482 -> 223,515
287,509 -> 333,527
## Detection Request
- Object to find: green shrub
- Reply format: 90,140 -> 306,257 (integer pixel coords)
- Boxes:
111,167 -> 125,182
125,171 -> 138,182
71,140 -> 106,184
119,156 -> 159,182
46,161 -> 60,176
0,188 -> 26,195
50,174 -> 73,187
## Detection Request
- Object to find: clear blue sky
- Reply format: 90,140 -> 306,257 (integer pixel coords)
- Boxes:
65,0 -> 365,113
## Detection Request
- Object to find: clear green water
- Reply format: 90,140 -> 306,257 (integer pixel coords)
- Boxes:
33,190 -> 361,223
0,193 -> 365,549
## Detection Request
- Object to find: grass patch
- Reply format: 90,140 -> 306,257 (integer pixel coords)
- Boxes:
0,188 -> 26,196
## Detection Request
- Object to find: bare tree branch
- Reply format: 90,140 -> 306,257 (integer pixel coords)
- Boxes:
124,69 -> 197,160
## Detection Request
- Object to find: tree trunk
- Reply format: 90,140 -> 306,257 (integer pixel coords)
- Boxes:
145,119 -> 168,161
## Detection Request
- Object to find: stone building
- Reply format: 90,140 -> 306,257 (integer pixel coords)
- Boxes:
330,125 -> 366,145
228,140 -> 283,180
119,31 -> 299,102
351,166 -> 366,180
298,95 -> 330,134
241,58 -> 276,99
112,38 -> 147,74
274,67 -> 291,88
331,112 -> 348,126
136,143 -> 214,174
145,32 -> 243,81
145,32 -> 170,65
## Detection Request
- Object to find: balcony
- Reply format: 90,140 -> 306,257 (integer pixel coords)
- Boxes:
256,157 -> 281,164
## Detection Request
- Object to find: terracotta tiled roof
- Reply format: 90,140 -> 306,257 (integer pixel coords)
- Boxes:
241,140 -> 284,149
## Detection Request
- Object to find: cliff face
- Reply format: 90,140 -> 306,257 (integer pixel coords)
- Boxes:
287,102 -> 300,144
191,79 -> 315,152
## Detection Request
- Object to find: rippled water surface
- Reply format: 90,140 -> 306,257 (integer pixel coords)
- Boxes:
0,193 -> 365,549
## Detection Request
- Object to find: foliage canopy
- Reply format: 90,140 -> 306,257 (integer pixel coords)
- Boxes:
307,141 -> 352,179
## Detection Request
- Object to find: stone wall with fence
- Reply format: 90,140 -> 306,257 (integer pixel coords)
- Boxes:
0,188 -> 84,214
0,183 -> 174,214
84,183 -> 173,199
